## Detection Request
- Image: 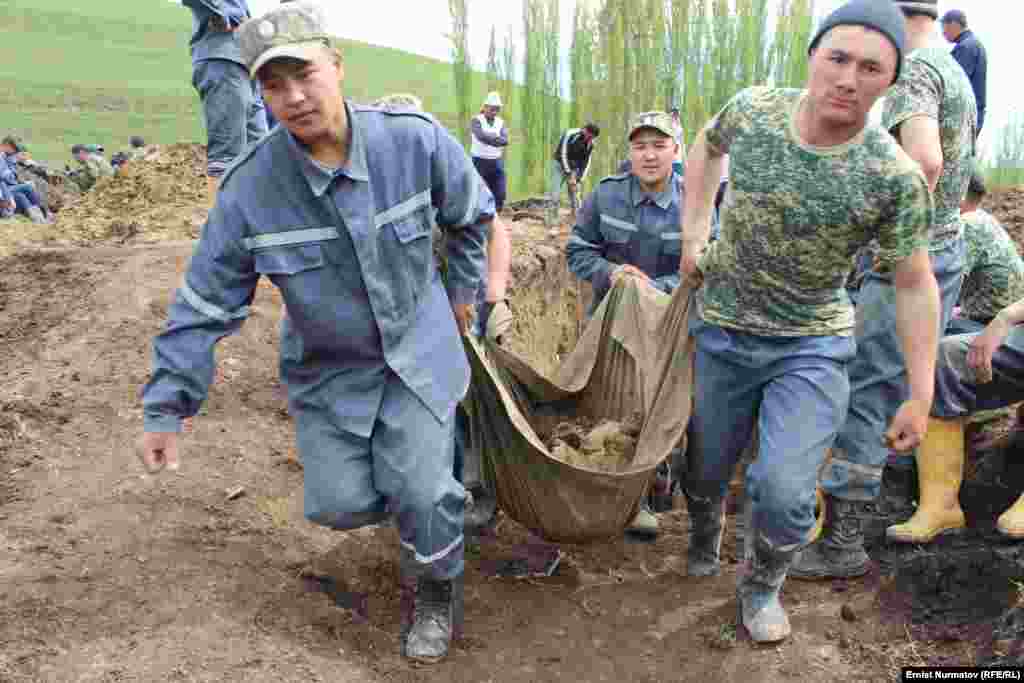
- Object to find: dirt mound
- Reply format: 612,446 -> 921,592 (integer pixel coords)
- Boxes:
54,143 -> 209,244
988,187 -> 1024,252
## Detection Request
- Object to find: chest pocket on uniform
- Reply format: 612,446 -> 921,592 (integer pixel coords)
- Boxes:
375,189 -> 436,313
600,213 -> 635,264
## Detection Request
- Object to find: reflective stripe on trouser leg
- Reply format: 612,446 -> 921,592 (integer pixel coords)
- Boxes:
748,353 -> 851,550
373,373 -> 466,581
824,239 -> 965,501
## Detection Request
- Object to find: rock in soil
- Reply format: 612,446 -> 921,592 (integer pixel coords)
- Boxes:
544,412 -> 643,472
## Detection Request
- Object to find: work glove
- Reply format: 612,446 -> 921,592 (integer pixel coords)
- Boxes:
479,299 -> 513,345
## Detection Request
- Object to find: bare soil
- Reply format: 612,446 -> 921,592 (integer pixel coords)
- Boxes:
1,170 -> 1021,682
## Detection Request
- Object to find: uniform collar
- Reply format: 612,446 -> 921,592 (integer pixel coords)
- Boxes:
630,173 -> 676,210
286,101 -> 369,197
955,29 -> 973,44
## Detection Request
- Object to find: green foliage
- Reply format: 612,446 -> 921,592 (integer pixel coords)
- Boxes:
0,0 -> 533,180
564,0 -> 816,193
985,114 -> 1024,189
447,0 -> 473,147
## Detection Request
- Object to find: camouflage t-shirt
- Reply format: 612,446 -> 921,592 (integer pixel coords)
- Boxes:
960,208 -> 1024,322
882,48 -> 977,251
697,87 -> 932,337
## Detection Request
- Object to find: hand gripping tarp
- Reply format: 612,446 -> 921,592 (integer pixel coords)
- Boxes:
461,277 -> 696,543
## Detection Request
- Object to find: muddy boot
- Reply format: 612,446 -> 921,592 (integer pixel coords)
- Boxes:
26,205 -> 47,224
650,461 -> 675,513
684,490 -> 725,577
997,493 -> 1024,539
877,461 -> 918,521
400,555 -> 464,665
886,418 -> 966,544
626,500 -> 658,540
738,535 -> 796,643
789,495 -> 871,580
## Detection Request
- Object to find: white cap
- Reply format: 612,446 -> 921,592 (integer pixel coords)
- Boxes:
484,91 -> 503,108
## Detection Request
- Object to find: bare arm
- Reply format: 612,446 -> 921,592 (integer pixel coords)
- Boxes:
895,117 -> 943,192
680,129 -> 726,277
485,216 -> 511,302
886,248 -> 941,451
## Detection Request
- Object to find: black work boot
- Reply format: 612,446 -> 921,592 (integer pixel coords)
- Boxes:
684,490 -> 726,577
402,574 -> 464,664
876,463 -> 918,521
789,494 -> 871,580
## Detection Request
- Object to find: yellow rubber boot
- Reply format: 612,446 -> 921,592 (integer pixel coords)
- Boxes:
997,493 -> 1024,539
885,418 -> 966,544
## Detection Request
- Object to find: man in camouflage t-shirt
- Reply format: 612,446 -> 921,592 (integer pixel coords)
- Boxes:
797,0 -> 978,580
948,171 -> 1024,335
678,0 -> 939,645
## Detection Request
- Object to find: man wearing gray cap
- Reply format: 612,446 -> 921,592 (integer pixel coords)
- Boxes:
942,9 -> 986,135
181,0 -> 268,200
680,0 -> 938,643
139,2 -> 495,664
795,0 -> 977,581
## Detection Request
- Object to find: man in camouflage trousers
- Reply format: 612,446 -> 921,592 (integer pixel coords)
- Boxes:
680,0 -> 940,643
70,144 -> 115,192
794,0 -> 977,581
946,171 -> 1024,336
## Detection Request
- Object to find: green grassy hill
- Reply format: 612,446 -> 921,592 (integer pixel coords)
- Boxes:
0,0 -> 518,174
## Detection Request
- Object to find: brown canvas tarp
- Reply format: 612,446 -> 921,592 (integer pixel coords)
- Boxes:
462,278 -> 697,543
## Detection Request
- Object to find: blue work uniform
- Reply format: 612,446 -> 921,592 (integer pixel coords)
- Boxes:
565,172 -> 683,314
142,103 -> 495,580
183,0 -> 267,177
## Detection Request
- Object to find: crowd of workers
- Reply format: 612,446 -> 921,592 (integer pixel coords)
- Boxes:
131,0 -> 1012,667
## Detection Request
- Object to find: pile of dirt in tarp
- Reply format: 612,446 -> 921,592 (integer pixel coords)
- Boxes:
54,144 -> 210,244
989,187 -> 1024,253
542,412 -> 644,472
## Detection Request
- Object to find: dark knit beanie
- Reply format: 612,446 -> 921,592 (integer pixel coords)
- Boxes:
808,0 -> 907,84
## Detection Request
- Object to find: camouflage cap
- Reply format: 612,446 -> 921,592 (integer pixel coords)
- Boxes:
628,111 -> 674,141
2,135 -> 24,152
238,1 -> 333,78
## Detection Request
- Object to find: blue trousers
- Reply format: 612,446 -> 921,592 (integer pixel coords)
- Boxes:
823,239 -> 965,500
472,157 -> 506,213
294,371 -> 466,579
934,327 -> 1024,419
687,317 -> 855,550
192,59 -> 268,178
945,315 -> 986,337
8,183 -> 42,214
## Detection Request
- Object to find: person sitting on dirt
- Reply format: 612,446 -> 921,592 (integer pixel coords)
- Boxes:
680,0 -> 939,643
794,0 -> 978,583
0,138 -> 49,223
885,289 -> 1024,544
547,122 -> 600,229
566,110 -> 684,540
140,2 -> 496,665
69,144 -> 114,193
946,171 -> 1024,337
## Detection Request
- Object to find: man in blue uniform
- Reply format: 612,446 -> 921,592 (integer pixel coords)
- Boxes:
182,0 -> 269,199
566,111 -> 684,539
139,3 -> 494,664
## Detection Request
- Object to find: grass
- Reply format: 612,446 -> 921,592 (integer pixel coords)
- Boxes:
0,0 -> 533,191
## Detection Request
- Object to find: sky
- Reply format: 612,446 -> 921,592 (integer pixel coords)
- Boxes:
193,0 -> 1017,157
